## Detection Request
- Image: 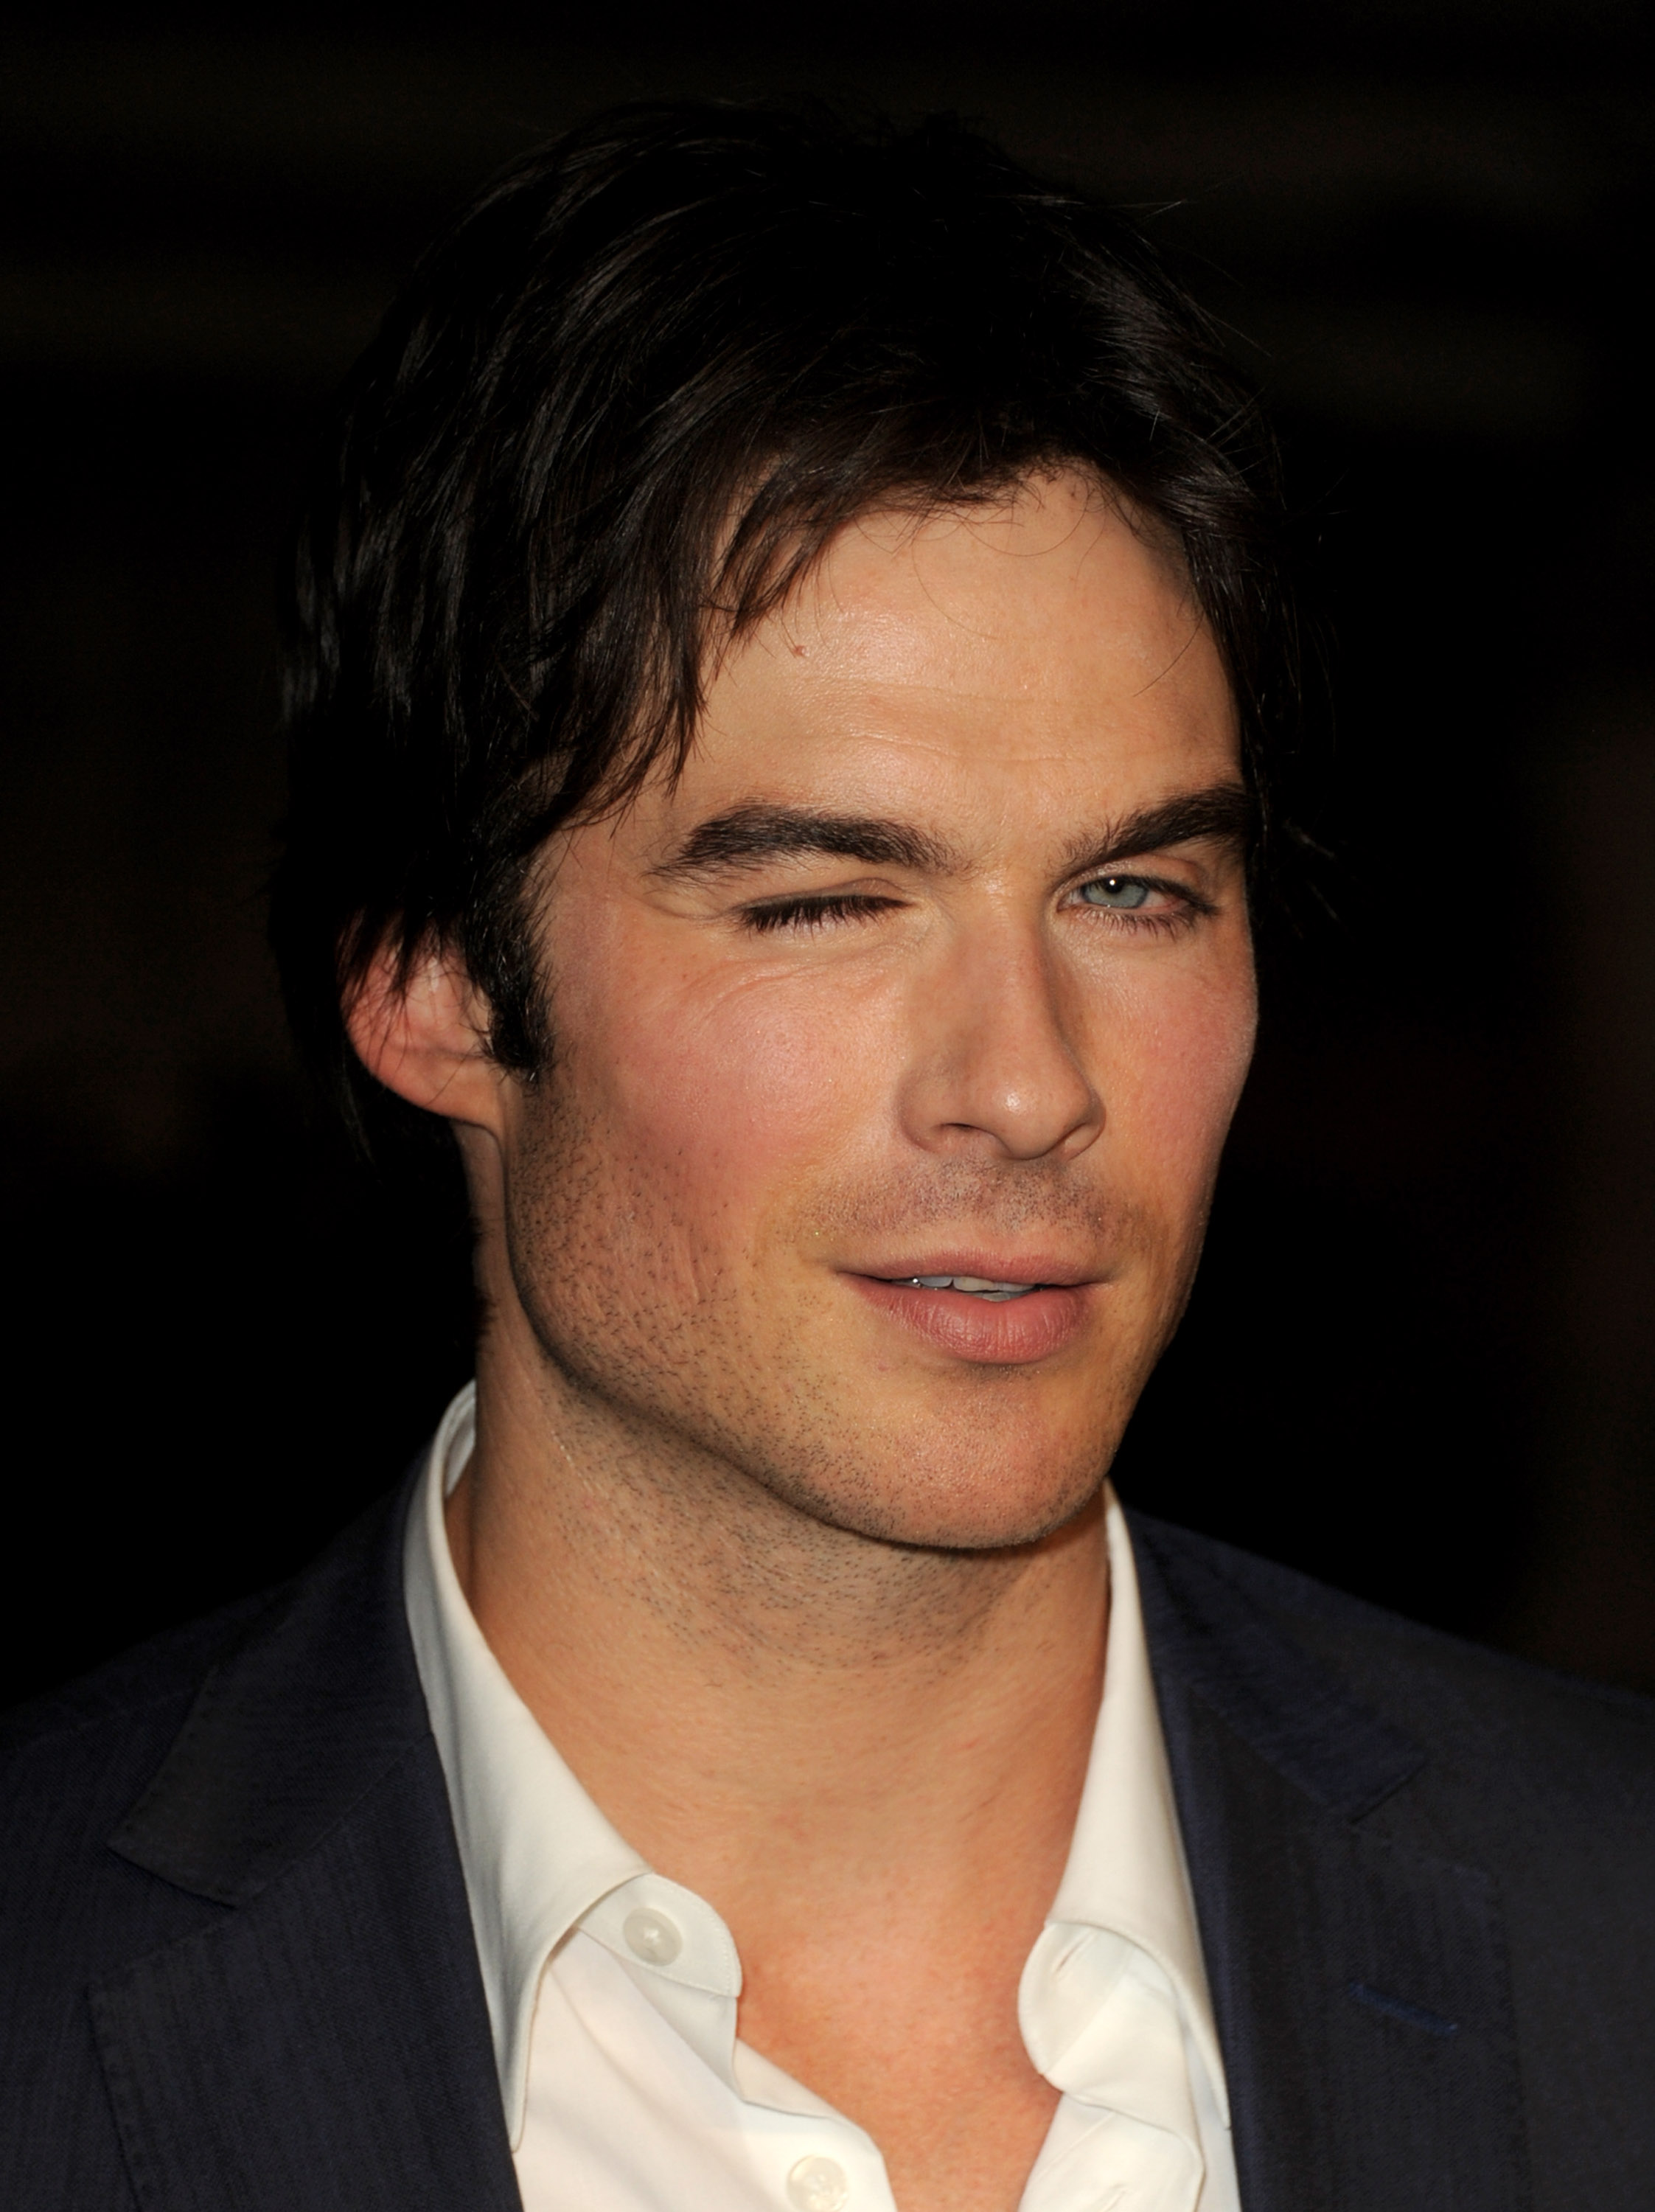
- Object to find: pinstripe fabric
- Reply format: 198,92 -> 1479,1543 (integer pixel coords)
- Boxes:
2,1475 -> 1651,2210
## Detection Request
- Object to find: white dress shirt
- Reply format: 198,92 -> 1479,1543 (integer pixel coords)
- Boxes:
405,1384 -> 1239,2212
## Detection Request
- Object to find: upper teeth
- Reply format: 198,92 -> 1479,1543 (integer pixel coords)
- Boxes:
906,1275 -> 1039,1301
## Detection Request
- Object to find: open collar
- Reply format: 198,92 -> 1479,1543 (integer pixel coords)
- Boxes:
96,1460 -> 1529,2212
408,1386 -> 1232,2166
403,1384 -> 652,2140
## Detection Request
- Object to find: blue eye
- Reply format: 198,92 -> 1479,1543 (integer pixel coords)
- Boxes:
1080,876 -> 1151,910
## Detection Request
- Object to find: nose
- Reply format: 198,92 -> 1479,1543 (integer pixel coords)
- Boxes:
897,921 -> 1102,1163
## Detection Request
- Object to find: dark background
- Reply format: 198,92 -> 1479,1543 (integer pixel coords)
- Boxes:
3,2 -> 1653,1708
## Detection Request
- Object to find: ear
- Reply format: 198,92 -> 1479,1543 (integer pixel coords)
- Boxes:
344,936 -> 511,1136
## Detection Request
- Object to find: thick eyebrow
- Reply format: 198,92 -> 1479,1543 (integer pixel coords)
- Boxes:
651,784 -> 1253,888
651,804 -> 958,882
1061,784 -> 1255,877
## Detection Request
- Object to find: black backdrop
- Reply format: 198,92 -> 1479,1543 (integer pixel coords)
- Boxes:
4,1 -> 1654,1708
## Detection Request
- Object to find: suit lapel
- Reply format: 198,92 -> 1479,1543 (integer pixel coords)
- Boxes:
1130,1516 -> 1530,2212
93,1487 -> 521,2212
91,1474 -> 1529,2211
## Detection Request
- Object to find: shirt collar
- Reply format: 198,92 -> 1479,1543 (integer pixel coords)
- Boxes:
405,1383 -> 1227,2143
403,1384 -> 651,2142
1037,1488 -> 1230,2127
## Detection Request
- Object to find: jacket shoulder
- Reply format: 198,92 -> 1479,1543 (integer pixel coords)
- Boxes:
0,1485 -> 451,2212
0,1588 -> 289,2212
0,1587 -> 282,1907
2,1585 -> 276,1766
1129,1509 -> 1655,1810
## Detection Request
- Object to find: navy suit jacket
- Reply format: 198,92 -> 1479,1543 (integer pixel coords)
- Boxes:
4,1475 -> 1653,2211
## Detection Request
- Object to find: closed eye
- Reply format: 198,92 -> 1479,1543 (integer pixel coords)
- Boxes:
738,891 -> 908,934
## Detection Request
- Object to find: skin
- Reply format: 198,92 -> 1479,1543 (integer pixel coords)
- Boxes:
352,469 -> 1256,2212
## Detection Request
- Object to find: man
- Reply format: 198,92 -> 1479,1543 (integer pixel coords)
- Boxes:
3,102 -> 1651,2212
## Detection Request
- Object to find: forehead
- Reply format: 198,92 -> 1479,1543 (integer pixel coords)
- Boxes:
670,472 -> 1238,838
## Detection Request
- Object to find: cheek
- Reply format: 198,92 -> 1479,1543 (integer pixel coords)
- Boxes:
557,929 -> 893,1243
1098,950 -> 1256,1200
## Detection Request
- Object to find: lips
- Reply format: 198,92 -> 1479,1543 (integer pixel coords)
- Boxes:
846,1255 -> 1101,1365
866,1252 -> 1095,1292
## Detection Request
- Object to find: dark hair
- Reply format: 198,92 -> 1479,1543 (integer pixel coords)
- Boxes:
271,99 -> 1298,1147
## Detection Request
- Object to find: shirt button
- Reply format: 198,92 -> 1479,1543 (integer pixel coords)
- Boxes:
622,1906 -> 683,1965
786,2155 -> 849,2211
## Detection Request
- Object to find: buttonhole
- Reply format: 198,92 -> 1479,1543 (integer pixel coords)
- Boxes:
1348,1981 -> 1459,2037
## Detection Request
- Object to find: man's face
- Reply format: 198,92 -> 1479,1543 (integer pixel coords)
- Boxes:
495,471 -> 1255,1548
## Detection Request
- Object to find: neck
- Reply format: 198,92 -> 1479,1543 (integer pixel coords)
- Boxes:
449,1281 -> 1110,1933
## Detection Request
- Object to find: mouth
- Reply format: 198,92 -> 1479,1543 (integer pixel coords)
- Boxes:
845,1257 -> 1103,1365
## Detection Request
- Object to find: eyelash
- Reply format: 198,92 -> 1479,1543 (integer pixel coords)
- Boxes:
738,877 -> 1208,936
741,893 -> 905,933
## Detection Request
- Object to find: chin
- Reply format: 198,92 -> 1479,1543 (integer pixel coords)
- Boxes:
766,1431 -> 1114,1554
